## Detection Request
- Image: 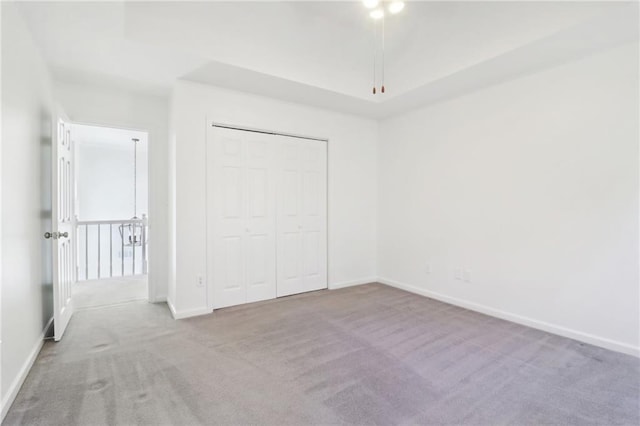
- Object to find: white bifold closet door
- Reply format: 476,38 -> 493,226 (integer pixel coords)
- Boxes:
207,127 -> 278,309
276,137 -> 327,297
207,126 -> 327,309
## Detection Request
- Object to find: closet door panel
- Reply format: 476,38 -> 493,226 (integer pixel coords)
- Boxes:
299,140 -> 327,292
302,230 -> 320,277
277,140 -> 303,297
209,128 -> 246,309
277,138 -> 327,297
245,136 -> 277,303
282,232 -> 301,279
222,236 -> 243,290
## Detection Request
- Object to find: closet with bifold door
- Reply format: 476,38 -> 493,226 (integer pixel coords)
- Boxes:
206,124 -> 328,309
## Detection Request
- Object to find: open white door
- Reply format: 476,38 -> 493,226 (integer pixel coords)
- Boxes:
48,116 -> 75,341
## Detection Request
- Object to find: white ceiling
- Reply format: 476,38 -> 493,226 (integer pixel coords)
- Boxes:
17,1 -> 639,118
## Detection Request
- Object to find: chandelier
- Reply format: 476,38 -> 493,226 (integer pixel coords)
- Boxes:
362,1 -> 405,95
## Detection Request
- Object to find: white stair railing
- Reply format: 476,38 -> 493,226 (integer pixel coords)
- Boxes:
76,215 -> 148,281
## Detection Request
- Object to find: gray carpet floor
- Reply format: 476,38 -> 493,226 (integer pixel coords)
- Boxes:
73,276 -> 147,310
4,283 -> 639,425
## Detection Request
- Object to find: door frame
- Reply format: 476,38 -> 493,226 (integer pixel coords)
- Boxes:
205,121 -> 329,311
69,121 -> 153,302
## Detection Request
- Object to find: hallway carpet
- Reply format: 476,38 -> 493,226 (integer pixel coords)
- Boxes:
4,283 -> 639,425
73,275 -> 147,310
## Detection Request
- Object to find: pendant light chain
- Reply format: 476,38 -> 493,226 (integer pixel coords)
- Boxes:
132,138 -> 139,218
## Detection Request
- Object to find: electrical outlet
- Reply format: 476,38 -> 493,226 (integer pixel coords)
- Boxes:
426,263 -> 432,274
196,275 -> 204,287
463,269 -> 471,283
454,268 -> 462,280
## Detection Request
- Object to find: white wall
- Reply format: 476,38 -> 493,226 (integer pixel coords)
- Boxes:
0,1 -> 3,413
76,129 -> 148,221
55,81 -> 169,301
168,81 -> 378,316
378,42 -> 639,356
1,3 -> 55,417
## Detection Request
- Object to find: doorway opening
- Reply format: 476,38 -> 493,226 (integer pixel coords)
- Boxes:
72,124 -> 149,309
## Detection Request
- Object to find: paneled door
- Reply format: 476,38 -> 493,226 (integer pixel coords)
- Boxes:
277,137 -> 327,297
50,116 -> 75,341
207,126 -> 277,309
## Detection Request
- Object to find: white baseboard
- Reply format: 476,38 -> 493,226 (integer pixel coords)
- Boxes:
167,299 -> 211,320
167,299 -> 177,318
167,277 -> 378,317
1,316 -> 54,422
166,278 -> 375,318
329,277 -> 378,290
378,277 -> 640,358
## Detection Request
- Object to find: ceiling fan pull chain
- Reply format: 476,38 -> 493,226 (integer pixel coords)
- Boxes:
365,1 -> 404,94
373,17 -> 377,95
381,11 -> 385,94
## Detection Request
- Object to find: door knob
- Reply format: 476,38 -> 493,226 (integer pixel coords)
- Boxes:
44,231 -> 68,239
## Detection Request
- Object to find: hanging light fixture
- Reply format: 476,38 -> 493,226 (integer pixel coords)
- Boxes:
366,1 -> 405,95
119,137 -> 144,247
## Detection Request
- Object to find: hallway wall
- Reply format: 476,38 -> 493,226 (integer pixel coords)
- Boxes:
75,126 -> 149,221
